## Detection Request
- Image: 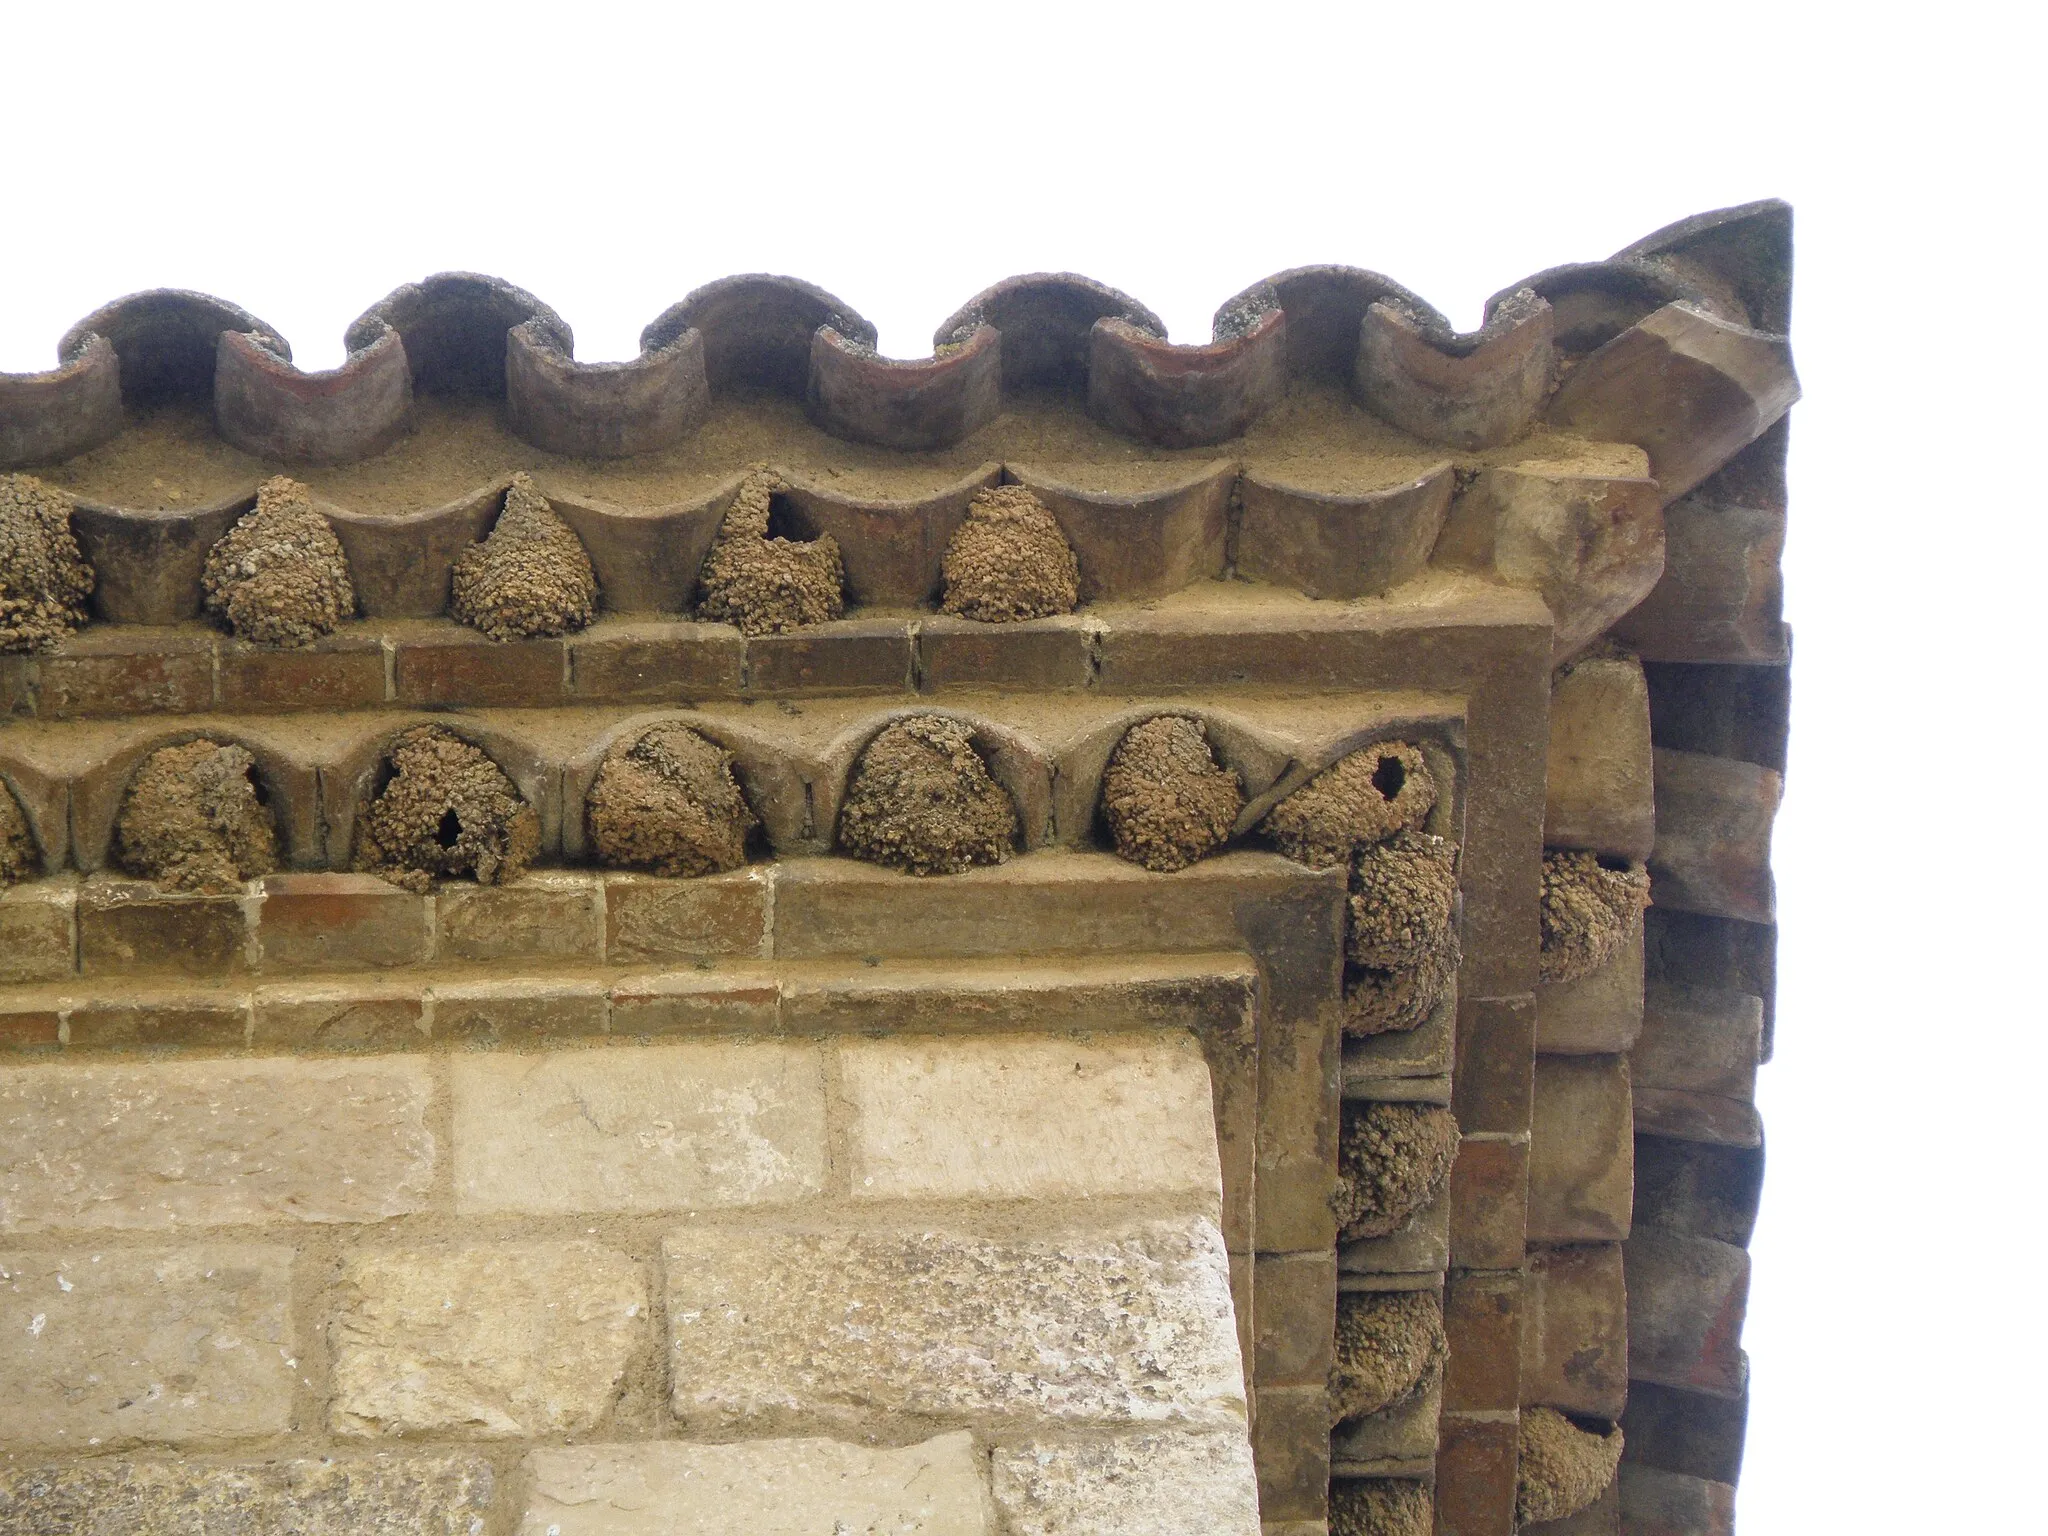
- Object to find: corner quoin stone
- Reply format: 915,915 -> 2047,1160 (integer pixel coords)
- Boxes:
519,1432 -> 994,1535
838,1031 -> 1222,1205
990,1429 -> 1262,1536
451,1041 -> 826,1215
330,1241 -> 646,1438
665,1215 -> 1247,1431
0,1057 -> 436,1231
0,1244 -> 294,1449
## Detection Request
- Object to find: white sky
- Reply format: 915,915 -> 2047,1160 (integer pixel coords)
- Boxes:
5,2 -> 2043,1529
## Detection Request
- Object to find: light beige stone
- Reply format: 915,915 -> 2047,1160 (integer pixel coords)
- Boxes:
991,1430 -> 1261,1536
0,1244 -> 294,1448
331,1242 -> 646,1438
665,1216 -> 1246,1430
1544,655 -> 1656,861
0,1058 -> 435,1231
840,1032 -> 1221,1206
0,1453 -> 496,1534
453,1042 -> 826,1215
519,1432 -> 993,1534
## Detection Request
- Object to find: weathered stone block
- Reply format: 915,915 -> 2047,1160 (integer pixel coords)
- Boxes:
1633,1087 -> 1761,1150
65,993 -> 249,1049
256,872 -> 430,971
216,631 -> 386,712
839,1032 -> 1221,1206
1536,928 -> 1644,1055
664,1216 -> 1245,1430
604,868 -> 770,963
435,872 -> 606,962
520,1433 -> 991,1535
430,978 -> 609,1043
0,1005 -> 60,1051
1452,995 -> 1535,1136
1329,1374 -> 1441,1465
0,1453 -> 496,1535
568,620 -> 746,700
1619,1380 -> 1747,1487
1613,498 -> 1786,664
918,615 -> 1095,691
1522,1244 -> 1628,1419
1623,1230 -> 1749,1399
393,625 -> 566,707
1433,1414 -> 1518,1536
1529,1056 -> 1634,1244
1546,655 -> 1655,860
608,971 -> 781,1035
1443,1269 -> 1521,1413
452,1041 -> 826,1215
35,627 -> 213,718
993,1430 -> 1261,1536
1253,1250 -> 1337,1387
745,618 -> 914,694
1632,1134 -> 1763,1248
78,881 -> 248,978
0,1056 -> 434,1230
1634,986 -> 1761,1099
1254,1383 -> 1334,1521
0,1243 -> 293,1447
1615,1463 -> 1735,1536
1648,749 -> 1780,923
1448,1136 -> 1528,1270
332,1241 -> 645,1438
1342,1184 -> 1452,1276
0,880 -> 75,984
251,981 -> 428,1050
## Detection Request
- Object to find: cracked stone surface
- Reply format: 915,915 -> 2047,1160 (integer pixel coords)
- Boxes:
990,1430 -> 1261,1536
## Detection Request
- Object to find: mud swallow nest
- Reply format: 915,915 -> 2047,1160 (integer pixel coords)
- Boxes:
1335,1100 -> 1460,1242
450,473 -> 599,641
115,740 -> 280,891
837,715 -> 1018,876
1330,1289 -> 1448,1425
353,727 -> 539,892
202,476 -> 355,647
586,722 -> 758,878
695,467 -> 845,636
1348,830 -> 1459,972
1261,741 -> 1436,870
1344,926 -> 1461,1038
939,484 -> 1079,623
1517,1407 -> 1624,1525
0,473 -> 94,654
1100,715 -> 1244,873
1330,1479 -> 1432,1536
1538,849 -> 1651,984
0,782 -> 39,884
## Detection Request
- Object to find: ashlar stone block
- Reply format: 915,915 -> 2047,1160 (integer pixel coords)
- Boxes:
991,1429 -> 1261,1536
453,1041 -> 826,1216
664,1216 -> 1246,1431
1528,1055 -> 1634,1244
1545,655 -> 1656,861
520,1433 -> 993,1535
0,1057 -> 435,1231
0,1244 -> 294,1448
839,1032 -> 1221,1207
332,1242 -> 646,1438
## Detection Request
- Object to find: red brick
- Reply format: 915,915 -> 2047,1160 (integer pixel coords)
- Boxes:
1251,1384 -> 1331,1523
251,983 -> 428,1050
745,618 -> 912,695
1453,995 -> 1535,1135
78,883 -> 248,977
917,616 -> 1093,690
255,873 -> 430,971
1434,1415 -> 1519,1536
435,876 -> 605,963
1252,1251 -> 1336,1388
609,972 -> 782,1035
605,869 -> 772,964
37,627 -> 213,718
1443,1270 -> 1523,1412
1449,1134 -> 1529,1270
429,979 -> 608,1043
1529,1056 -> 1633,1244
66,995 -> 250,1049
216,631 -> 386,711
392,624 -> 566,707
568,619 -> 745,701
0,1007 -> 62,1049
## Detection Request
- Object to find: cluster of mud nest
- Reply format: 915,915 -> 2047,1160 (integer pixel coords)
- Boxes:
1330,1289 -> 1446,1425
1335,1100 -> 1459,1242
0,783 -> 38,885
353,726 -> 538,892
1100,715 -> 1244,872
451,473 -> 598,640
0,473 -> 94,653
1516,1407 -> 1624,1525
586,723 -> 757,877
114,740 -> 280,891
1538,849 -> 1652,984
837,714 -> 1018,876
939,485 -> 1079,622
1258,743 -> 1462,1036
202,476 -> 356,647
696,467 -> 844,636
1330,1479 -> 1432,1536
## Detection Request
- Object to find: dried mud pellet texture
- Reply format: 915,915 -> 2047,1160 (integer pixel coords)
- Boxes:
1348,829 -> 1459,971
1261,741 -> 1436,869
114,740 -> 279,892
1539,848 -> 1652,984
1100,715 -> 1244,873
1345,927 -> 1461,1038
837,715 -> 1018,876
0,473 -> 94,653
0,784 -> 38,884
586,723 -> 757,878
695,467 -> 844,636
1335,1100 -> 1460,1242
450,472 -> 598,640
1330,1289 -> 1447,1424
353,727 -> 538,893
939,484 -> 1079,622
1517,1407 -> 1624,1525
1331,1479 -> 1433,1536
202,475 -> 355,647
